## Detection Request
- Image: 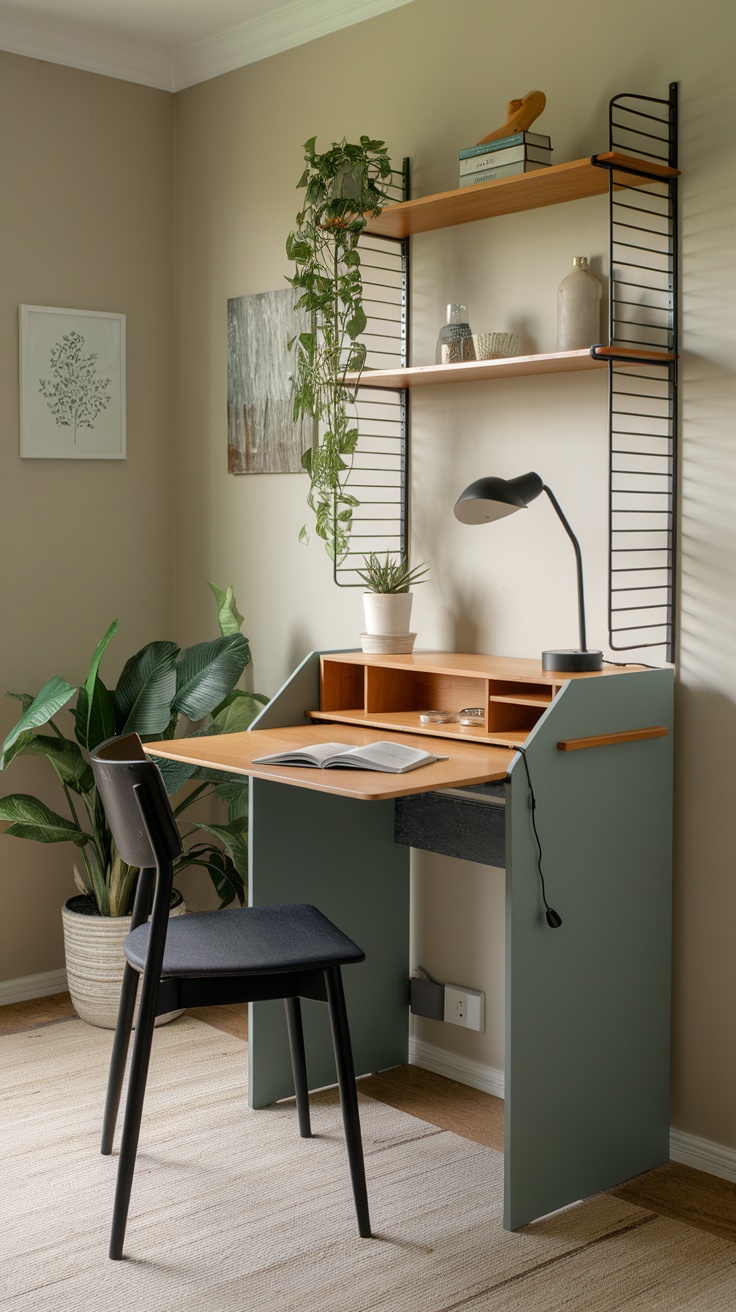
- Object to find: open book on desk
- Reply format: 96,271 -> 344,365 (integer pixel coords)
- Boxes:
251,740 -> 448,774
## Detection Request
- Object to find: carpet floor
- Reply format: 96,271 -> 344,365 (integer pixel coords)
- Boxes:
2,1016 -> 736,1311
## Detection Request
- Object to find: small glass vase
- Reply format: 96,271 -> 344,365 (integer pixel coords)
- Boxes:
435,304 -> 474,364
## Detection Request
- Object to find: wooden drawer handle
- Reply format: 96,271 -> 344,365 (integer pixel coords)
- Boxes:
557,726 -> 668,752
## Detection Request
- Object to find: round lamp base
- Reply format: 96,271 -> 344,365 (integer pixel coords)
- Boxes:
542,649 -> 603,673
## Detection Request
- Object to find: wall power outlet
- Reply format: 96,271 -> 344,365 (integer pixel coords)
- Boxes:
443,984 -> 485,1032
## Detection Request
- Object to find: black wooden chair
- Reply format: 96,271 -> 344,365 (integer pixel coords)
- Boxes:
90,733 -> 371,1260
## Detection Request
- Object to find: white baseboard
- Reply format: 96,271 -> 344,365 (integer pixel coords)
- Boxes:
0,968 -> 67,1007
409,1037 -> 505,1101
6,976 -> 736,1186
669,1128 -> 736,1183
409,1039 -> 736,1185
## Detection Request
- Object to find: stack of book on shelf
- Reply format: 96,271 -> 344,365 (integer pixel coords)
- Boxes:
458,131 -> 552,187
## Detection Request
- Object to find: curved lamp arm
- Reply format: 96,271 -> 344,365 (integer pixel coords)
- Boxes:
453,470 -> 602,673
542,484 -> 588,653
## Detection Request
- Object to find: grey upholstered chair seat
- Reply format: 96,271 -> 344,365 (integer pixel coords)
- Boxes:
125,902 -> 365,977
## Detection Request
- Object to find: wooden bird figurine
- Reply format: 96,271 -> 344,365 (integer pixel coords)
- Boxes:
476,91 -> 546,145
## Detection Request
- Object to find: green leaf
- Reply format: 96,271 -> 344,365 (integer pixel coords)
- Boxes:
211,690 -> 268,735
346,305 -> 367,340
74,678 -> 116,753
113,641 -> 179,737
74,620 -> 119,751
208,583 -> 245,637
0,794 -> 87,845
188,819 -> 248,878
5,692 -> 34,712
212,777 -> 250,821
23,735 -> 94,793
173,634 -> 251,720
155,754 -> 199,796
1,677 -> 77,769
179,848 -> 245,908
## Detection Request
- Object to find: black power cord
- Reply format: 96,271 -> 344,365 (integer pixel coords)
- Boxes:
513,745 -> 562,929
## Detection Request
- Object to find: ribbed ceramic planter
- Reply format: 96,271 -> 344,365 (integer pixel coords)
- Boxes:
363,591 -> 413,634
62,893 -> 186,1030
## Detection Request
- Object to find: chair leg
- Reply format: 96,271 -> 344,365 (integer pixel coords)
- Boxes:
105,981 -> 157,1254
324,966 -> 371,1239
284,996 -> 311,1138
101,962 -> 141,1155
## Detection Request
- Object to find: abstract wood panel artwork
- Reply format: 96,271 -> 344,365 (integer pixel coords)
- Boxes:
227,288 -> 313,474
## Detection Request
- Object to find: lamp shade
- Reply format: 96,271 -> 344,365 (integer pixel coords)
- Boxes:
454,472 -> 544,524
453,469 -> 602,673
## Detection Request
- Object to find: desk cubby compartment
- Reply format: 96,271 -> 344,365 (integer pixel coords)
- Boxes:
364,665 -> 484,720
487,680 -> 558,744
319,659 -> 365,714
317,656 -> 561,745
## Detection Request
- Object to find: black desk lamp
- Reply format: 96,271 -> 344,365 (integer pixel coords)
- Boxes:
454,471 -> 603,673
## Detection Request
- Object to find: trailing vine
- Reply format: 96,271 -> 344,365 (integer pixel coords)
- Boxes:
286,136 -> 392,562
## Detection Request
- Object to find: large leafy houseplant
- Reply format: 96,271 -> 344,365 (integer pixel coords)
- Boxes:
0,584 -> 267,916
286,135 -> 392,562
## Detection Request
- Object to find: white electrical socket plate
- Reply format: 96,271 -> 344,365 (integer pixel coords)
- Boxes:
443,984 -> 485,1032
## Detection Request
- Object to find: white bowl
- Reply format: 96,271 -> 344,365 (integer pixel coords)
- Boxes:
471,332 -> 520,360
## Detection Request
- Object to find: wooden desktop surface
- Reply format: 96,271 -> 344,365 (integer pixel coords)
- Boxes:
145,723 -> 515,801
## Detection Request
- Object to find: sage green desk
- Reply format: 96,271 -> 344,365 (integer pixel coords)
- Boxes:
147,650 -> 673,1231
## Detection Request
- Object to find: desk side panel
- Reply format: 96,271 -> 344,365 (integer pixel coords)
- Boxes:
248,652 -> 409,1107
504,668 -> 673,1229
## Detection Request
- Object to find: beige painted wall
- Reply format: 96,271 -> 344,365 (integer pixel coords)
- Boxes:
173,0 -> 736,1151
0,55 -> 175,980
1,0 -> 734,1159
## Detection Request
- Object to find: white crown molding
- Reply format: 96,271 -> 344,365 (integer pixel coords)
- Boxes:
172,0 -> 415,91
0,9 -> 175,89
0,0 -> 415,92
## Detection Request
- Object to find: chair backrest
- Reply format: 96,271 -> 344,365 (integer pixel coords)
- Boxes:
90,734 -> 183,869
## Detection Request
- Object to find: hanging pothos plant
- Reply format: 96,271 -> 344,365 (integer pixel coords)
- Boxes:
286,135 -> 392,562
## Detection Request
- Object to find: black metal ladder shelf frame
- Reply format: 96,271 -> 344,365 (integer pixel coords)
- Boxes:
591,82 -> 678,663
334,87 -> 679,670
333,159 -> 410,587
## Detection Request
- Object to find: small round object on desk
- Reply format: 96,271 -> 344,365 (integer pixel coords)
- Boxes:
419,710 -> 455,724
457,707 -> 485,726
456,708 -> 485,729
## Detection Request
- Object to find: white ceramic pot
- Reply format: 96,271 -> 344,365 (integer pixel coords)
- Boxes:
62,892 -> 186,1029
363,591 -> 413,636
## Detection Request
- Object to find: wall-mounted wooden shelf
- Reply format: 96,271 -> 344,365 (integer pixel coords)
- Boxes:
346,349 -> 602,389
344,345 -> 675,391
364,153 -> 680,239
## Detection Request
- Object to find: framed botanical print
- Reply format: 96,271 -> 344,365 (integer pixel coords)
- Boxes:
20,305 -> 126,459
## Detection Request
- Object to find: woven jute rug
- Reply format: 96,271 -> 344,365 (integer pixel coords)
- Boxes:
2,1016 -> 736,1311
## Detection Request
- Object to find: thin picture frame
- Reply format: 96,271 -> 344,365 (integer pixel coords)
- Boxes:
19,305 -> 126,459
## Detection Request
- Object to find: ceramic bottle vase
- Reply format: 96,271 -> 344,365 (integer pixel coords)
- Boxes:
556,256 -> 602,351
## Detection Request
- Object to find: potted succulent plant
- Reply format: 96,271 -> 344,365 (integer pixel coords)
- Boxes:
286,135 -> 392,563
357,553 -> 430,654
0,583 -> 267,1027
